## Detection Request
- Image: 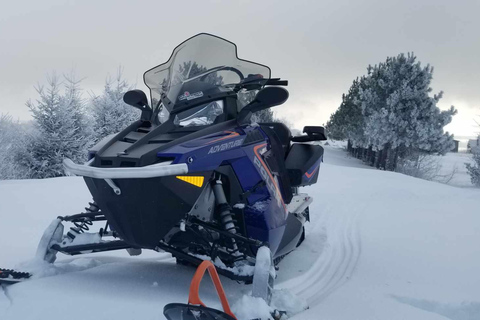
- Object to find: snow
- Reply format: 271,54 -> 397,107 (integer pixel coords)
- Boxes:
249,199 -> 271,212
233,203 -> 246,209
232,295 -> 273,320
431,152 -> 475,187
68,232 -> 102,246
1,145 -> 480,319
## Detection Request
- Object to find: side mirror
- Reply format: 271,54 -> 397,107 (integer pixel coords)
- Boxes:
123,90 -> 152,121
238,87 -> 289,124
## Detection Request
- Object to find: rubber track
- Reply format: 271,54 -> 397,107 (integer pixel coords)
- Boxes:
0,269 -> 31,281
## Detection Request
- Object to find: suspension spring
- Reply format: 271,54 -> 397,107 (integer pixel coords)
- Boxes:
67,201 -> 98,240
212,178 -> 244,261
67,218 -> 93,240
85,202 -> 100,213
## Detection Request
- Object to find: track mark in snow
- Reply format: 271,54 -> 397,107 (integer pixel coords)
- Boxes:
0,285 -> 13,315
16,254 -> 174,282
279,205 -> 362,306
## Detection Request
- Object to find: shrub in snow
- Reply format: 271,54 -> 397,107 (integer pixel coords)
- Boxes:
396,151 -> 442,181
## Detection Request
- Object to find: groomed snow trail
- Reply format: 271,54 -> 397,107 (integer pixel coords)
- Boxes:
278,200 -> 362,308
277,147 -> 365,309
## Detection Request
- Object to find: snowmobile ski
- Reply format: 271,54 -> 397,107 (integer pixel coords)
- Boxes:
0,268 -> 31,285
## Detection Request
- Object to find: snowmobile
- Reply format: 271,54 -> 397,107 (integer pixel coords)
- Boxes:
3,33 -> 326,304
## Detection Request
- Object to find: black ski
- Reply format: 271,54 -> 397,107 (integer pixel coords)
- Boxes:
0,268 -> 31,285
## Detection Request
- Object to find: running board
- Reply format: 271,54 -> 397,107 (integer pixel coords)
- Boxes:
155,242 -> 254,283
51,240 -> 134,255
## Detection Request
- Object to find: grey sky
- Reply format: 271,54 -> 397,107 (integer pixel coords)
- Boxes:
0,0 -> 478,138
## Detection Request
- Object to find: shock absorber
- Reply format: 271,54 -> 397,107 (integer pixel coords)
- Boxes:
212,178 -> 243,260
66,202 -> 98,241
85,201 -> 100,213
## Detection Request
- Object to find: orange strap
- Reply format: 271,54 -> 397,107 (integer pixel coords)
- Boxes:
188,260 -> 237,319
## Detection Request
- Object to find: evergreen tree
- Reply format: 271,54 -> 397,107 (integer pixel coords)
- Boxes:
0,114 -> 32,179
327,53 -> 456,171
90,71 -> 140,141
23,74 -> 92,178
466,135 -> 480,187
326,77 -> 366,145
359,54 -> 456,155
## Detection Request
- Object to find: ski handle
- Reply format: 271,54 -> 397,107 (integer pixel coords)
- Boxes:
188,260 -> 237,320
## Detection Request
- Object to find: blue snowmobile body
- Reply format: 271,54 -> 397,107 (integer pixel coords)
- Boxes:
41,33 -> 326,282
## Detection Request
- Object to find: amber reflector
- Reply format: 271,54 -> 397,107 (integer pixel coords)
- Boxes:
176,176 -> 204,188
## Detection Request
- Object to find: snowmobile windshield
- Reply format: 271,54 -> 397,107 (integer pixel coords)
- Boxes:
144,33 -> 271,112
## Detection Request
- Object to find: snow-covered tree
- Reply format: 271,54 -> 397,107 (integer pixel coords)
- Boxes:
466,146 -> 480,187
90,71 -> 140,141
327,53 -> 456,171
466,129 -> 480,186
326,77 -> 366,144
0,114 -> 33,179
359,54 -> 456,156
22,74 -> 92,178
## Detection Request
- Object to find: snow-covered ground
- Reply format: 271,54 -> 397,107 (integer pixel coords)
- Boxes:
324,140 -> 476,188
1,146 -> 479,320
431,152 -> 475,188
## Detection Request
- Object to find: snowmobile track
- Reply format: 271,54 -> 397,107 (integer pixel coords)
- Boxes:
279,206 -> 361,306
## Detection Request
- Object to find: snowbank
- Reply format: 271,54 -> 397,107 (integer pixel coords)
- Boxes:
1,146 -> 479,319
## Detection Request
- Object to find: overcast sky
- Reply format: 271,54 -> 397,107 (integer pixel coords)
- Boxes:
0,0 -> 478,139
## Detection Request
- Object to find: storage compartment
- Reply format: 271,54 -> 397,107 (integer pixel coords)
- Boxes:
285,144 -> 324,187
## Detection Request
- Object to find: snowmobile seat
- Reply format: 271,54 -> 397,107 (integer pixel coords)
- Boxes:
259,122 -> 292,157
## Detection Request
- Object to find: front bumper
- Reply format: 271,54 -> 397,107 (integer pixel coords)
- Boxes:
63,158 -> 188,179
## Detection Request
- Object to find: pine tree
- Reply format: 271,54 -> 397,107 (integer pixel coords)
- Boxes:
466,135 -> 480,187
360,54 -> 456,156
0,114 -> 32,179
326,77 -> 366,145
327,53 -> 457,171
23,74 -> 92,178
90,71 -> 140,142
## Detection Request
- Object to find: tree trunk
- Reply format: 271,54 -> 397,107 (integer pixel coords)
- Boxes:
369,146 -> 375,166
375,149 -> 381,168
385,144 -> 393,171
381,144 -> 390,170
